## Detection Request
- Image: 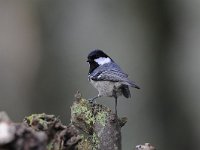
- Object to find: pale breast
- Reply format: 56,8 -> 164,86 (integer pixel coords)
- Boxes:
90,79 -> 122,97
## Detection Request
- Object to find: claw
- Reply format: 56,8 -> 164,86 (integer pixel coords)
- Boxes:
88,98 -> 95,104
87,95 -> 100,104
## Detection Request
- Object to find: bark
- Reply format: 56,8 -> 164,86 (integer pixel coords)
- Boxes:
0,92 -> 155,150
71,91 -> 127,150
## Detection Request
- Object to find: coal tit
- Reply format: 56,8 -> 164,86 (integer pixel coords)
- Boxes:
87,49 -> 140,114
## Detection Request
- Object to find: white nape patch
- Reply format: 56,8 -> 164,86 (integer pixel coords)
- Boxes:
94,57 -> 111,65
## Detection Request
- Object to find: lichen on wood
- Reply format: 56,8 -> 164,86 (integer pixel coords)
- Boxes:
0,111 -> 82,150
0,91 -> 157,150
71,91 -> 127,150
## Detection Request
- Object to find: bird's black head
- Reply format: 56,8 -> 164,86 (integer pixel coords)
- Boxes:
87,49 -> 109,61
87,49 -> 112,74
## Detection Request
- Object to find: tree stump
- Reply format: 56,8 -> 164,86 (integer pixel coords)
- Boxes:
71,91 -> 127,150
0,92 -> 156,150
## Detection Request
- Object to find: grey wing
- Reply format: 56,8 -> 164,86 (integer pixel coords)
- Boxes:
95,70 -> 128,82
91,66 -> 140,89
90,62 -> 127,81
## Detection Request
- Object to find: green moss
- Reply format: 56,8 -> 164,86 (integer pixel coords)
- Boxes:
71,98 -> 108,127
95,111 -> 108,126
24,113 -> 55,130
71,98 -> 111,149
26,113 -> 44,124
71,99 -> 95,126
46,141 -> 53,150
92,133 -> 100,149
78,137 -> 93,150
25,114 -> 35,125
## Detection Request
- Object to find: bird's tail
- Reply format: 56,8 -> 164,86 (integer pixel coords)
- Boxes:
120,85 -> 131,98
124,80 -> 140,89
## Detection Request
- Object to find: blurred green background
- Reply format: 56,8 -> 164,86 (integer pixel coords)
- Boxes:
0,0 -> 199,149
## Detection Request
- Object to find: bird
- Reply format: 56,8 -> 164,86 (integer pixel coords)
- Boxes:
87,49 -> 140,115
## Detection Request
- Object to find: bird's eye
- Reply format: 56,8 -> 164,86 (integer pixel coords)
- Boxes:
87,59 -> 92,62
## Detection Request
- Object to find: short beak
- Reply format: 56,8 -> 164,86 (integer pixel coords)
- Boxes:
87,59 -> 91,62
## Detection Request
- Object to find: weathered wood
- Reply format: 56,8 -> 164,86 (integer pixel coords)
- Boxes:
71,91 -> 127,150
0,92 -> 156,150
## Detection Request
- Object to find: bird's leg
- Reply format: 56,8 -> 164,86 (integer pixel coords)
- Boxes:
114,96 -> 118,116
113,86 -> 118,116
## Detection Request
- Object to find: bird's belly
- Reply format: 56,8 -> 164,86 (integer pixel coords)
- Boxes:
90,80 -> 122,97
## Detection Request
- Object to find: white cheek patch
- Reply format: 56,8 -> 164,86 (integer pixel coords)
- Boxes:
94,57 -> 111,65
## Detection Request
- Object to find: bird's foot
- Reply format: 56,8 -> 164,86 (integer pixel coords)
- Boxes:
87,95 -> 100,104
87,98 -> 95,104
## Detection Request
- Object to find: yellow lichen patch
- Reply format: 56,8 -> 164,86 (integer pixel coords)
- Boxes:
92,133 -> 100,149
77,137 -> 93,150
24,113 -> 56,131
46,141 -> 53,150
95,111 -> 108,127
71,98 -> 95,126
